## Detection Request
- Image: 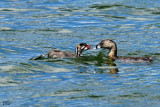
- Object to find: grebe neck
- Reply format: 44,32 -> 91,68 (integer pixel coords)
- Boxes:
108,45 -> 118,59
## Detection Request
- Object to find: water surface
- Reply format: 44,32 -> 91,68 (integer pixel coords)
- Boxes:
0,0 -> 160,106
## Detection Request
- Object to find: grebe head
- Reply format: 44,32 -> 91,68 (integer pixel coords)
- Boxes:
75,43 -> 92,57
96,39 -> 117,50
96,39 -> 118,59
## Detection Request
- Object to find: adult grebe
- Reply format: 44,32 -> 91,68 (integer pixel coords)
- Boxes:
96,39 -> 152,63
32,43 -> 92,60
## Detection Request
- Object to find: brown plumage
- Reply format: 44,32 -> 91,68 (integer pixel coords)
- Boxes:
96,39 -> 152,63
31,43 -> 92,60
47,50 -> 76,58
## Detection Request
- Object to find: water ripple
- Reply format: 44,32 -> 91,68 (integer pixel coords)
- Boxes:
0,0 -> 160,106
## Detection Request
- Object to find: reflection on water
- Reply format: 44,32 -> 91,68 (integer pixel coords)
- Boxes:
0,0 -> 160,106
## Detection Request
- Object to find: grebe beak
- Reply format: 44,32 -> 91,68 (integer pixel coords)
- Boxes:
86,45 -> 92,49
95,44 -> 101,49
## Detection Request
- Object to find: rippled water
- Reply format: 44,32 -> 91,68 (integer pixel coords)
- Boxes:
0,0 -> 160,106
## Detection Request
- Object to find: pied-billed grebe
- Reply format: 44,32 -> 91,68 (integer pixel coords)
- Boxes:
32,43 -> 92,60
96,39 -> 152,63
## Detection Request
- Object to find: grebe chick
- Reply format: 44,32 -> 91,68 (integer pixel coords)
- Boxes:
96,39 -> 152,63
32,43 -> 92,60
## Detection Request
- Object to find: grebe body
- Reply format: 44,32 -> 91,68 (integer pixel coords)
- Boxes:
32,43 -> 92,60
96,39 -> 152,63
